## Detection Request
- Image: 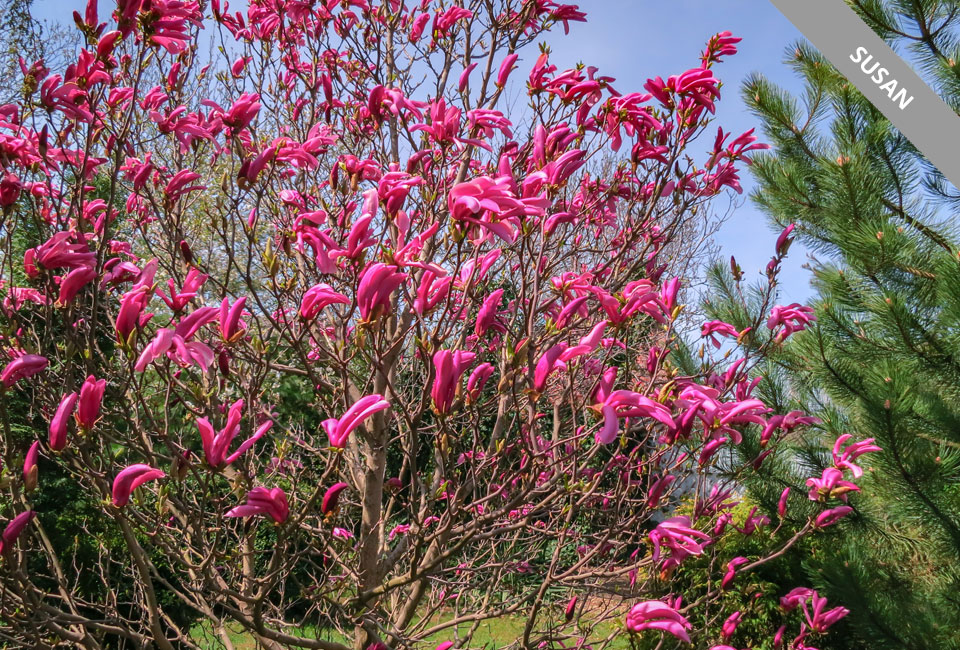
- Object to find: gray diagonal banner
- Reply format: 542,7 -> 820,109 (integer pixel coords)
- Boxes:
768,0 -> 960,189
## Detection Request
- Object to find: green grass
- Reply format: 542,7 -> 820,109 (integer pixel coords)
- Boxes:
192,612 -> 630,649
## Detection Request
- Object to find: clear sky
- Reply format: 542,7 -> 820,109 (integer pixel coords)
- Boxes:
31,0 -> 815,302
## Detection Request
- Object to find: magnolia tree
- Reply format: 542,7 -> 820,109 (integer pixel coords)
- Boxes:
0,1 -> 873,649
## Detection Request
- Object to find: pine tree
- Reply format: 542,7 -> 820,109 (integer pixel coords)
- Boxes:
706,2 -> 960,648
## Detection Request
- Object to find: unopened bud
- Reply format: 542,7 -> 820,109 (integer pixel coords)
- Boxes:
179,240 -> 192,264
24,465 -> 38,493
218,349 -> 231,376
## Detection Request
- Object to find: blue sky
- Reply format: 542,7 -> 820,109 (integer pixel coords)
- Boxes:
31,0 -> 814,302
541,1 -> 813,303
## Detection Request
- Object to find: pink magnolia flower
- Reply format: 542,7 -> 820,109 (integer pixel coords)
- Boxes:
3,287 -> 48,315
75,375 -> 105,430
57,265 -> 97,305
434,5 -> 474,33
721,611 -> 741,641
230,56 -> 249,77
806,467 -> 859,502
565,596 -> 577,622
774,625 -> 786,648
815,505 -> 854,528
701,320 -> 743,349
721,556 -> 749,590
23,440 -> 40,492
164,169 -> 206,202
448,176 -> 527,244
759,410 -> 819,445
697,484 -> 740,519
389,524 -> 411,540
802,591 -> 849,633
409,11 -> 430,42
226,487 -> 289,523
538,149 -> 587,187
595,281 -> 665,325
385,477 -> 404,492
0,510 -> 36,555
340,211 -> 377,261
644,66 -> 720,115
832,434 -> 881,478
158,268 -> 207,312
672,386 -> 767,444
625,599 -> 691,643
496,53 -> 519,87
646,474 -> 676,508
219,297 -> 247,343
558,320 -> 607,363
24,232 -> 95,278
702,30 -> 741,63
736,506 -> 770,536
219,92 -> 261,130
776,223 -> 796,256
698,436 -> 728,465
300,283 -> 350,320
660,277 -> 681,313
414,271 -> 452,315
458,61 -> 479,91
767,303 -> 816,341
323,394 -> 390,448
135,328 -> 175,372
197,400 -> 272,467
0,173 -> 21,207
135,306 -> 219,373
431,350 -> 476,414
39,73 -> 95,123
112,464 -> 165,507
136,326 -> 215,372
708,127 -> 769,170
366,86 -> 426,123
338,154 -> 382,184
332,527 -> 353,540
467,108 -> 513,140
548,4 -> 587,33
1,354 -> 48,389
649,516 -> 711,571
595,390 -> 676,445
778,487 -> 791,517
455,249 -> 501,290
533,343 -> 567,393
410,99 -> 465,147
781,588 -> 848,633
465,363 -> 495,402
174,304 -> 218,337
49,392 -> 78,451
321,482 -> 349,514
598,90 -> 660,151
115,287 -> 153,344
780,587 -> 816,611
378,171 -> 424,215
475,289 -> 505,337
137,0 -> 202,54
553,295 -> 589,328
714,512 -> 734,536
591,366 -> 618,404
357,263 -> 408,321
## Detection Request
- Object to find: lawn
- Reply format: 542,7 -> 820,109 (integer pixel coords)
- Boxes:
192,612 -> 631,649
